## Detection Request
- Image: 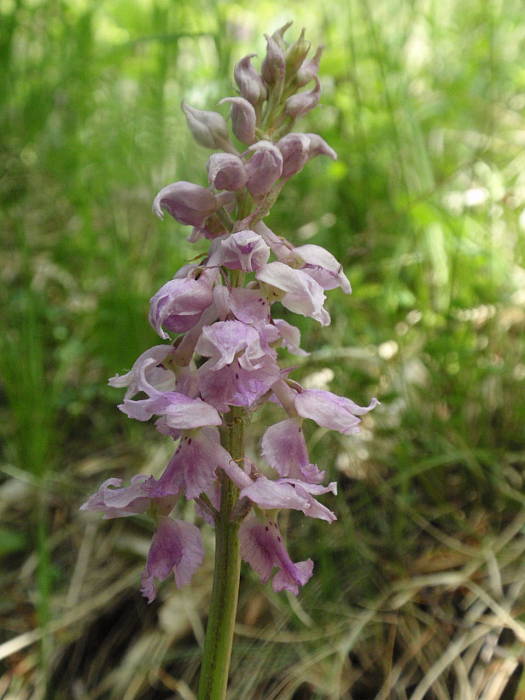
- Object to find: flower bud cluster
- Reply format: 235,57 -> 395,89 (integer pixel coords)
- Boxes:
82,25 -> 377,601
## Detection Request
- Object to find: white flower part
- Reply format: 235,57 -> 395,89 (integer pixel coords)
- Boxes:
293,244 -> 351,293
108,345 -> 176,399
256,261 -> 330,326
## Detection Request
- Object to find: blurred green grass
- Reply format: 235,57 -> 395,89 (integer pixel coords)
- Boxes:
1,0 -> 525,697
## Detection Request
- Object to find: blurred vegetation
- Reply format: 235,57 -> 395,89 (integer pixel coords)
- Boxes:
1,0 -> 525,698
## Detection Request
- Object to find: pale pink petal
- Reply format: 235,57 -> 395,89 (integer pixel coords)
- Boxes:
230,288 -> 270,325
149,273 -> 215,339
108,345 -> 176,399
295,389 -> 379,435
261,419 -> 311,479
273,319 -> 308,356
80,475 -> 179,519
152,181 -> 219,227
239,516 -> 314,594
196,321 -> 266,371
140,518 -> 204,602
256,261 -> 330,326
158,428 -> 233,499
199,357 -> 280,411
254,221 -> 294,261
217,230 -> 270,272
240,476 -> 336,522
294,243 -> 351,293
119,391 -> 221,430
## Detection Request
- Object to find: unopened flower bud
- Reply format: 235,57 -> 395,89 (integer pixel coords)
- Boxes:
234,54 -> 267,105
277,133 -> 311,178
286,28 -> 311,76
285,77 -> 321,119
181,102 -> 233,151
207,153 -> 247,191
296,46 -> 323,87
220,97 -> 256,145
305,133 -> 337,160
245,140 -> 283,197
271,21 -> 293,50
153,181 -> 220,227
261,34 -> 286,87
276,133 -> 336,180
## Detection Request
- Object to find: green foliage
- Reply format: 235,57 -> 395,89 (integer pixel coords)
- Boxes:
1,0 -> 524,696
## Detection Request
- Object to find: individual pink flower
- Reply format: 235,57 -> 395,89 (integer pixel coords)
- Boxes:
294,243 -> 352,293
157,428 -> 234,499
199,356 -> 281,412
119,391 -> 222,431
256,261 -> 330,325
141,517 -> 204,602
215,230 -> 270,272
108,345 -> 176,399
195,320 -> 272,372
239,515 -> 313,594
261,418 -> 324,483
79,474 -> 178,519
240,476 -> 337,522
295,389 -> 379,435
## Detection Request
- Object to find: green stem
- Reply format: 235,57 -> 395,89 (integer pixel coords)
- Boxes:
197,407 -> 245,700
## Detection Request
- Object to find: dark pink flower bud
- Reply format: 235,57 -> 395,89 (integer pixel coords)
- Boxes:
152,181 -> 220,227
245,140 -> 283,197
219,97 -> 256,145
277,133 -> 310,178
234,54 -> 267,105
285,77 -> 321,119
181,102 -> 233,151
296,46 -> 324,87
261,34 -> 286,87
207,153 -> 247,191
